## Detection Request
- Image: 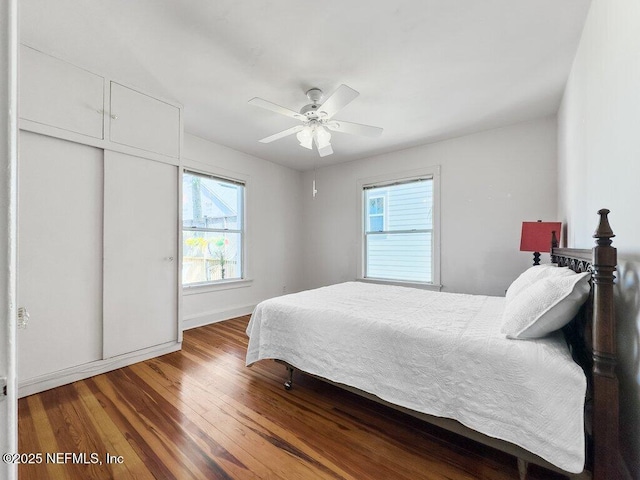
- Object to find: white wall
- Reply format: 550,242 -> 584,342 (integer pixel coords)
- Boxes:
301,116 -> 558,296
558,0 -> 640,476
181,134 -> 304,328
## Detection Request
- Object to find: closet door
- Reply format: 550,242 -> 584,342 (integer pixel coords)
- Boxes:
103,151 -> 178,358
18,132 -> 103,380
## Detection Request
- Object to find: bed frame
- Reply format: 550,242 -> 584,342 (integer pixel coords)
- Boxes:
278,209 -> 625,480
551,209 -> 625,480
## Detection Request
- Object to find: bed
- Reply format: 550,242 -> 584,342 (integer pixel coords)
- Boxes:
245,209 -> 624,480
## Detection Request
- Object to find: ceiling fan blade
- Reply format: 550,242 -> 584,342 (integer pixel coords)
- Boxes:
325,120 -> 383,138
317,144 -> 334,157
259,125 -> 304,143
317,85 -> 359,119
249,97 -> 305,120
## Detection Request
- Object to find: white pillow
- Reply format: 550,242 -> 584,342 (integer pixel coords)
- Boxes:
501,272 -> 591,339
505,264 -> 575,303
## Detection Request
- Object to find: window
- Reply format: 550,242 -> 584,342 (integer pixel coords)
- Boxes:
182,170 -> 244,285
362,173 -> 438,284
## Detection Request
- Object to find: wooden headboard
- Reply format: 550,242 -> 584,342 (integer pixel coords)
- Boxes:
551,209 -> 622,480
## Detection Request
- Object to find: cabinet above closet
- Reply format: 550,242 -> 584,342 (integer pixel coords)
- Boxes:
19,45 -> 182,164
20,45 -> 105,139
109,82 -> 180,158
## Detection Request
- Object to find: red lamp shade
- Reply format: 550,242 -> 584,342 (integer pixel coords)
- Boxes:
520,221 -> 562,253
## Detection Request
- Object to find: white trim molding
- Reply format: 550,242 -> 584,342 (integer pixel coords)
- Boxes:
18,342 -> 182,398
182,304 -> 255,330
357,277 -> 443,292
183,278 -> 253,296
0,1 -> 19,478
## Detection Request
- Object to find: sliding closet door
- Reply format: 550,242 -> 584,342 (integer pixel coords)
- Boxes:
103,151 -> 178,358
18,132 -> 103,379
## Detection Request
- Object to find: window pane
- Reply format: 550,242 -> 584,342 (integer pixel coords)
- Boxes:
366,232 -> 432,283
369,215 -> 384,232
182,231 -> 242,284
369,197 -> 384,215
183,172 -> 243,230
365,180 -> 432,232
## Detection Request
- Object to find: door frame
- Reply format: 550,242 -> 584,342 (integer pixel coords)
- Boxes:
0,0 -> 19,479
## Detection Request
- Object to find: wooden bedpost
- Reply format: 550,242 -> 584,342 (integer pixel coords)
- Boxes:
550,230 -> 559,264
591,209 -> 621,479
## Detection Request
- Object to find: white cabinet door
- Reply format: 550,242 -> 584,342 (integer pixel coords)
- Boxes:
19,45 -> 104,139
17,132 -> 104,380
109,82 -> 180,158
103,151 -> 178,358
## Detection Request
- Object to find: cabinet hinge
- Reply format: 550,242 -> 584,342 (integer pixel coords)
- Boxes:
1,377 -> 6,397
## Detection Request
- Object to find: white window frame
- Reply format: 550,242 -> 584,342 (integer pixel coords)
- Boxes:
356,166 -> 441,290
181,167 -> 251,293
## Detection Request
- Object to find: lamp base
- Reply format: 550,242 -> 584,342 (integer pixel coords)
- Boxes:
532,252 -> 541,266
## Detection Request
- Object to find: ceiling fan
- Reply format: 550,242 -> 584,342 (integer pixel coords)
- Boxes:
248,85 -> 383,157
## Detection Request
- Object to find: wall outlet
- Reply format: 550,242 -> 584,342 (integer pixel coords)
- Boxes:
282,286 -> 287,294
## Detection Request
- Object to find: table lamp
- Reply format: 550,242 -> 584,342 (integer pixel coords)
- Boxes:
520,221 -> 562,266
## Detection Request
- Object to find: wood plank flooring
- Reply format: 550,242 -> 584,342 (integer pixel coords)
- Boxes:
18,316 -> 568,479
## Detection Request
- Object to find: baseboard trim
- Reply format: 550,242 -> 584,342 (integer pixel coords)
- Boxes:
182,304 -> 255,330
18,341 -> 182,397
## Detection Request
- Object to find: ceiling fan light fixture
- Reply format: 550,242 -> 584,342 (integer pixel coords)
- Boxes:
296,127 -> 313,149
315,126 -> 331,149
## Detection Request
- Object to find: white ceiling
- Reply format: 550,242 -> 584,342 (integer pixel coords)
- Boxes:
20,0 -> 591,171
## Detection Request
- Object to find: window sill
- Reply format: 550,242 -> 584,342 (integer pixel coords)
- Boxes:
183,278 -> 253,296
357,277 -> 442,292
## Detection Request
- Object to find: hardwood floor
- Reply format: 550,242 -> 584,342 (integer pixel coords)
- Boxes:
18,316 -> 567,479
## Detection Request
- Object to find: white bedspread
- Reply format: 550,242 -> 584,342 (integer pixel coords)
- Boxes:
245,282 -> 586,473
